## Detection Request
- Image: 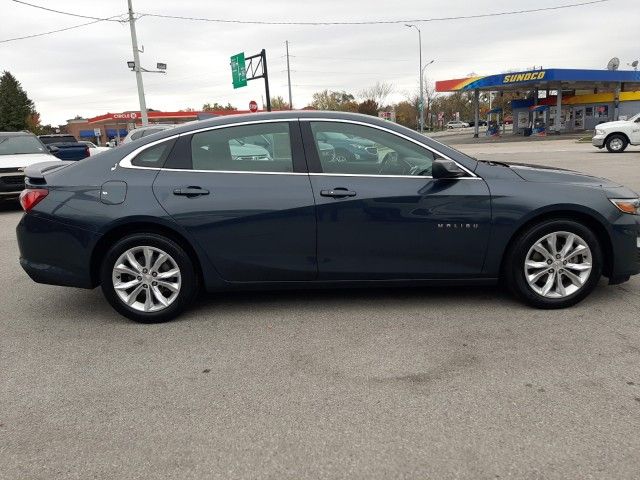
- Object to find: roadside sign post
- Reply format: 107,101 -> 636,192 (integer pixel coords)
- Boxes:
93,128 -> 101,145
229,49 -> 271,112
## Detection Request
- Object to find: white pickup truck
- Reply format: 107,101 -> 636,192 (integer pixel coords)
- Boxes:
592,112 -> 640,152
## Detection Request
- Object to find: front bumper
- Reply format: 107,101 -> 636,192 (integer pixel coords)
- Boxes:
608,215 -> 640,282
592,134 -> 605,148
0,170 -> 25,198
17,213 -> 98,289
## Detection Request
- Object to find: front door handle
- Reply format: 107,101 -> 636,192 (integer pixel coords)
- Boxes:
320,188 -> 357,198
173,186 -> 210,197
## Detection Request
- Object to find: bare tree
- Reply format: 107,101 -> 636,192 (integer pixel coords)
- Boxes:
358,81 -> 394,107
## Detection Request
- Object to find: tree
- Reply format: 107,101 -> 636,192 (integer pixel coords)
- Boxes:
309,90 -> 357,112
394,101 -> 418,130
202,102 -> 237,112
359,81 -> 394,107
270,96 -> 290,110
357,99 -> 379,116
0,71 -> 36,132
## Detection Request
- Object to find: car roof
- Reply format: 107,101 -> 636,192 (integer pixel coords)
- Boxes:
0,131 -> 36,137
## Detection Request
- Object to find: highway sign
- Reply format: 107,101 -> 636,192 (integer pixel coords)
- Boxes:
230,52 -> 247,89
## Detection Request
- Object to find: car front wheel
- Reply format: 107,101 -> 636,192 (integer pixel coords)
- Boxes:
605,134 -> 628,153
100,233 -> 198,323
504,220 -> 602,309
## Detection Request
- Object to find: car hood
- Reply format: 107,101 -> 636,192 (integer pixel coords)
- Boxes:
0,153 -> 58,169
595,120 -> 632,129
508,163 -> 622,188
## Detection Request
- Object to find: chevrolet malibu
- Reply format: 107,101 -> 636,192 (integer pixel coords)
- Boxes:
16,111 -> 640,323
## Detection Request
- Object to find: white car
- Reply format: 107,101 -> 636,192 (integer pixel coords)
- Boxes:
592,112 -> 640,152
0,131 -> 59,200
121,124 -> 177,144
446,120 -> 470,129
79,141 -> 110,156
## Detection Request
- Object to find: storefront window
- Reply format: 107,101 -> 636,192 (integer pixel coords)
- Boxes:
585,106 -> 593,116
596,105 -> 609,118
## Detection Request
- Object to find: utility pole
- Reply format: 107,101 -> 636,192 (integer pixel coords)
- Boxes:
406,24 -> 423,133
285,40 -> 293,109
127,0 -> 148,126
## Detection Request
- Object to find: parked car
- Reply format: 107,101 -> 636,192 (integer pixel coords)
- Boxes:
446,120 -> 470,129
314,131 -> 378,162
0,132 -> 59,200
121,124 -> 178,144
592,112 -> 640,153
79,141 -> 110,156
467,120 -> 488,127
16,111 -> 640,323
38,134 -> 89,161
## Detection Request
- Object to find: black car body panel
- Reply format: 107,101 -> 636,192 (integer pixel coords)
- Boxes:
16,111 -> 640,296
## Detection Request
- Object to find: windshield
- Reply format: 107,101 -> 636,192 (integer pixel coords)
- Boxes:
629,112 -> 640,122
0,136 -> 47,155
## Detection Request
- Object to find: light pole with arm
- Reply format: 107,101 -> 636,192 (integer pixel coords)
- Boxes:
421,59 -> 435,128
405,24 -> 423,133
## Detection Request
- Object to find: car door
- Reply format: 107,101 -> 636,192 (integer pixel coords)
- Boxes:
301,120 -> 492,280
152,120 -> 317,282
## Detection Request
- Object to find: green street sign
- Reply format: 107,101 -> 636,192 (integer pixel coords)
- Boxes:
230,52 -> 247,89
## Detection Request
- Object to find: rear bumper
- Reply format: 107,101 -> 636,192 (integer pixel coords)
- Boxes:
17,213 -> 97,289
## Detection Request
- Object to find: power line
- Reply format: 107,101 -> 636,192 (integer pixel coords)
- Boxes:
0,16 -> 123,44
138,0 -> 610,25
11,0 -> 125,22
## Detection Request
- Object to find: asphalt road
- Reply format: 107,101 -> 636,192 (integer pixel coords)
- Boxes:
2,140 -> 640,479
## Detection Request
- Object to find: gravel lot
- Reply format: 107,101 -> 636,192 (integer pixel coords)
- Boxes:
1,140 -> 639,479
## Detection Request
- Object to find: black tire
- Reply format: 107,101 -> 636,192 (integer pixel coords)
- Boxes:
100,233 -> 198,323
605,134 -> 628,153
504,219 -> 602,309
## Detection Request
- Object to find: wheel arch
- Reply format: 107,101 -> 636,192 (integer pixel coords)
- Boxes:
499,208 -> 614,278
90,219 -> 206,288
604,131 -> 630,146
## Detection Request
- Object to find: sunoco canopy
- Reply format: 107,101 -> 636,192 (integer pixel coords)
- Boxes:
436,68 -> 640,92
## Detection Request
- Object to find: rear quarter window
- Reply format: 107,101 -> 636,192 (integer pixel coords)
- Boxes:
131,139 -> 176,168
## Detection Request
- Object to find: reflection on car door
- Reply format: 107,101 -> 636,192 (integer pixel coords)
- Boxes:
152,121 -> 317,282
302,120 -> 492,280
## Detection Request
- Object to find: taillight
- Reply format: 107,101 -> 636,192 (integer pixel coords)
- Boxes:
84,146 -> 90,158
19,188 -> 48,212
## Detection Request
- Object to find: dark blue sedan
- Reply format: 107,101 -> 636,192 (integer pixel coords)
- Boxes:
16,112 -> 640,322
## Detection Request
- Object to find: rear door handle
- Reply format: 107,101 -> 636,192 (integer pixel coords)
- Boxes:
320,188 -> 357,198
173,186 -> 210,197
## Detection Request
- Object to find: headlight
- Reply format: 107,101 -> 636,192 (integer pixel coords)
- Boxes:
595,129 -> 604,136
610,198 -> 640,215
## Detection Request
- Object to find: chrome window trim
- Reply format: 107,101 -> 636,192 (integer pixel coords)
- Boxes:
118,117 -> 482,180
302,117 -> 479,178
119,119 -> 299,174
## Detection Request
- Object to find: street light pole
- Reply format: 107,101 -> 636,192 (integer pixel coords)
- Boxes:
127,0 -> 148,126
406,24 -> 423,133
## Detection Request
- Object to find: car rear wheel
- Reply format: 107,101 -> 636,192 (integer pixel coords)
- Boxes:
100,233 -> 198,323
504,220 -> 602,309
605,134 -> 628,153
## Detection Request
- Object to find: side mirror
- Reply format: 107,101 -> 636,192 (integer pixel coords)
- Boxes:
432,158 -> 467,179
47,145 -> 60,153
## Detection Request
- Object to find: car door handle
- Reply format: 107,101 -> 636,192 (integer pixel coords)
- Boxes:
173,186 -> 210,197
320,188 -> 357,198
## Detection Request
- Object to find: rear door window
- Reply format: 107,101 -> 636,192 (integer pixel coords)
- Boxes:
189,123 -> 293,172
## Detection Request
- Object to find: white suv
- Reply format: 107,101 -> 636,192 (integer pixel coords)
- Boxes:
592,112 -> 640,153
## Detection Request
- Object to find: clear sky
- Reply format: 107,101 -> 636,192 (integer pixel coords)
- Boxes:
1,0 -> 638,125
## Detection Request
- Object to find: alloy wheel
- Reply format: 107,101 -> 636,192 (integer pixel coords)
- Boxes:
111,246 -> 182,312
609,137 -> 624,151
524,231 -> 592,298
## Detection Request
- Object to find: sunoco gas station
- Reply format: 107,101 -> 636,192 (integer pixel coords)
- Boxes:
436,67 -> 640,137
